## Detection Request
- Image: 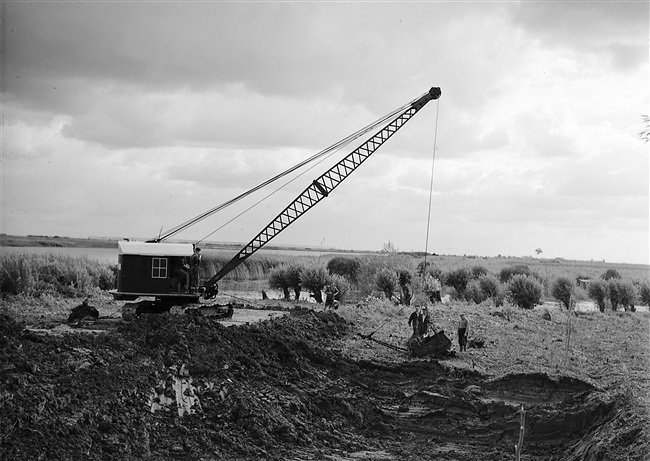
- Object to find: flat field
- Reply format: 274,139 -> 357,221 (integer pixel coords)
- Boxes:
1,292 -> 648,460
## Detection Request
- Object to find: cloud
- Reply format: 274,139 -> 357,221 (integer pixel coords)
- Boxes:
2,2 -> 648,264
509,0 -> 648,70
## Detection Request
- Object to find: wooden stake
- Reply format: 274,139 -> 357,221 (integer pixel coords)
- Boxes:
515,404 -> 525,461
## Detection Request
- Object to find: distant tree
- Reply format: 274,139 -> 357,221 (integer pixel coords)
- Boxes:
375,268 -> 399,301
535,248 -> 543,256
588,279 -> 609,312
301,263 -> 330,303
417,261 -> 445,284
551,277 -> 575,309
285,263 -> 303,301
420,273 -> 442,303
445,268 -> 471,298
499,265 -> 531,283
268,266 -> 291,300
609,279 -> 636,311
601,269 -> 621,281
381,241 -> 397,253
396,267 -> 414,305
464,279 -> 485,304
326,257 -> 361,286
479,274 -> 504,306
639,283 -> 650,308
470,265 -> 489,279
507,274 -> 543,309
639,114 -> 650,143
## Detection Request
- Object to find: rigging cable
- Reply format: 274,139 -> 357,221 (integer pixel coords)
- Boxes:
151,91 -> 430,243
196,128 -> 353,245
361,98 -> 441,345
423,98 -> 441,270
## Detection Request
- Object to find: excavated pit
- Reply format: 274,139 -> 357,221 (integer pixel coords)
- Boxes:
0,309 -> 640,460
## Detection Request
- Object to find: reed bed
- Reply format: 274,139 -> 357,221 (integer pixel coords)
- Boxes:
0,252 -> 116,298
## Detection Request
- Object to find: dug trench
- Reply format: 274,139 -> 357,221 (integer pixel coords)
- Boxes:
0,309 -> 643,460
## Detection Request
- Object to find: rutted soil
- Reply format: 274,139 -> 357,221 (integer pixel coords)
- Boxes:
1,308 -> 648,460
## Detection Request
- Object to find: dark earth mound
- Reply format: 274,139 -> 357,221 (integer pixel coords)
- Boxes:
1,309 -> 646,460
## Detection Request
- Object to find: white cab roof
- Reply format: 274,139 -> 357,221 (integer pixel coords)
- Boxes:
118,241 -> 194,257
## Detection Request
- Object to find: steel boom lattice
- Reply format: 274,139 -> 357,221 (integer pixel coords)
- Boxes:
204,87 -> 441,292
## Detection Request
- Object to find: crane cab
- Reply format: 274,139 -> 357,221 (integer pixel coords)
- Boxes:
112,241 -> 200,302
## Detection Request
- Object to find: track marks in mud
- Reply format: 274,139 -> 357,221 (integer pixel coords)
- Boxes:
331,359 -> 620,460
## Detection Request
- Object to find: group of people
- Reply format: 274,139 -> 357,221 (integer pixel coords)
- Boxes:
408,305 -> 436,338
408,303 -> 470,352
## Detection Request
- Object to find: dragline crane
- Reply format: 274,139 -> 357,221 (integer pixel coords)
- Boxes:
111,87 -> 441,315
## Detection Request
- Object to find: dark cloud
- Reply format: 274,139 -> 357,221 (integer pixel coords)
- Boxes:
509,1 -> 649,70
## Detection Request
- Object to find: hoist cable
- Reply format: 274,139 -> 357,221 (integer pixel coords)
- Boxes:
423,99 -> 441,270
364,98 -> 441,342
196,125 -> 355,245
152,92 -> 428,243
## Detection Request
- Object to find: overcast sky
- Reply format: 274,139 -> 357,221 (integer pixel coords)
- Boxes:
2,1 -> 648,264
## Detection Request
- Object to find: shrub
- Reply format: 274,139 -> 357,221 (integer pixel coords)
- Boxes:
470,265 -> 489,279
478,274 -> 504,306
284,263 -> 303,300
268,266 -> 291,300
587,279 -> 609,312
356,255 -> 385,296
551,277 -> 575,309
445,268 -> 471,298
464,279 -> 485,304
300,263 -> 329,303
640,283 -> 650,308
609,279 -> 636,311
396,267 -> 414,305
601,268 -> 621,280
419,274 -> 442,303
326,257 -> 361,286
499,265 -> 531,283
507,274 -> 543,309
416,261 -> 445,284
375,268 -> 399,301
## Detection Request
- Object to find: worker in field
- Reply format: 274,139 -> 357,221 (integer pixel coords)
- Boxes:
189,246 -> 202,290
324,284 -> 339,310
170,256 -> 190,293
420,306 -> 432,336
458,313 -> 469,351
408,305 -> 422,336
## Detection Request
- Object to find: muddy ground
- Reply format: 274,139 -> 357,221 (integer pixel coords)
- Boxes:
1,299 -> 649,461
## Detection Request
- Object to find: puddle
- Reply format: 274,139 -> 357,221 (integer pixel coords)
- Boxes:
217,308 -> 288,327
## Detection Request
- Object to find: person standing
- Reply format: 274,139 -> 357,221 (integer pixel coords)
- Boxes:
189,246 -> 202,290
408,306 -> 421,336
420,306 -> 431,337
458,314 -> 469,351
324,284 -> 339,310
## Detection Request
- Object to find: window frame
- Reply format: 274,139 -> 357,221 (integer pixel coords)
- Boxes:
152,257 -> 168,279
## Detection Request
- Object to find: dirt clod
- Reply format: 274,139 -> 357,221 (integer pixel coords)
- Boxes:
67,299 -> 100,323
